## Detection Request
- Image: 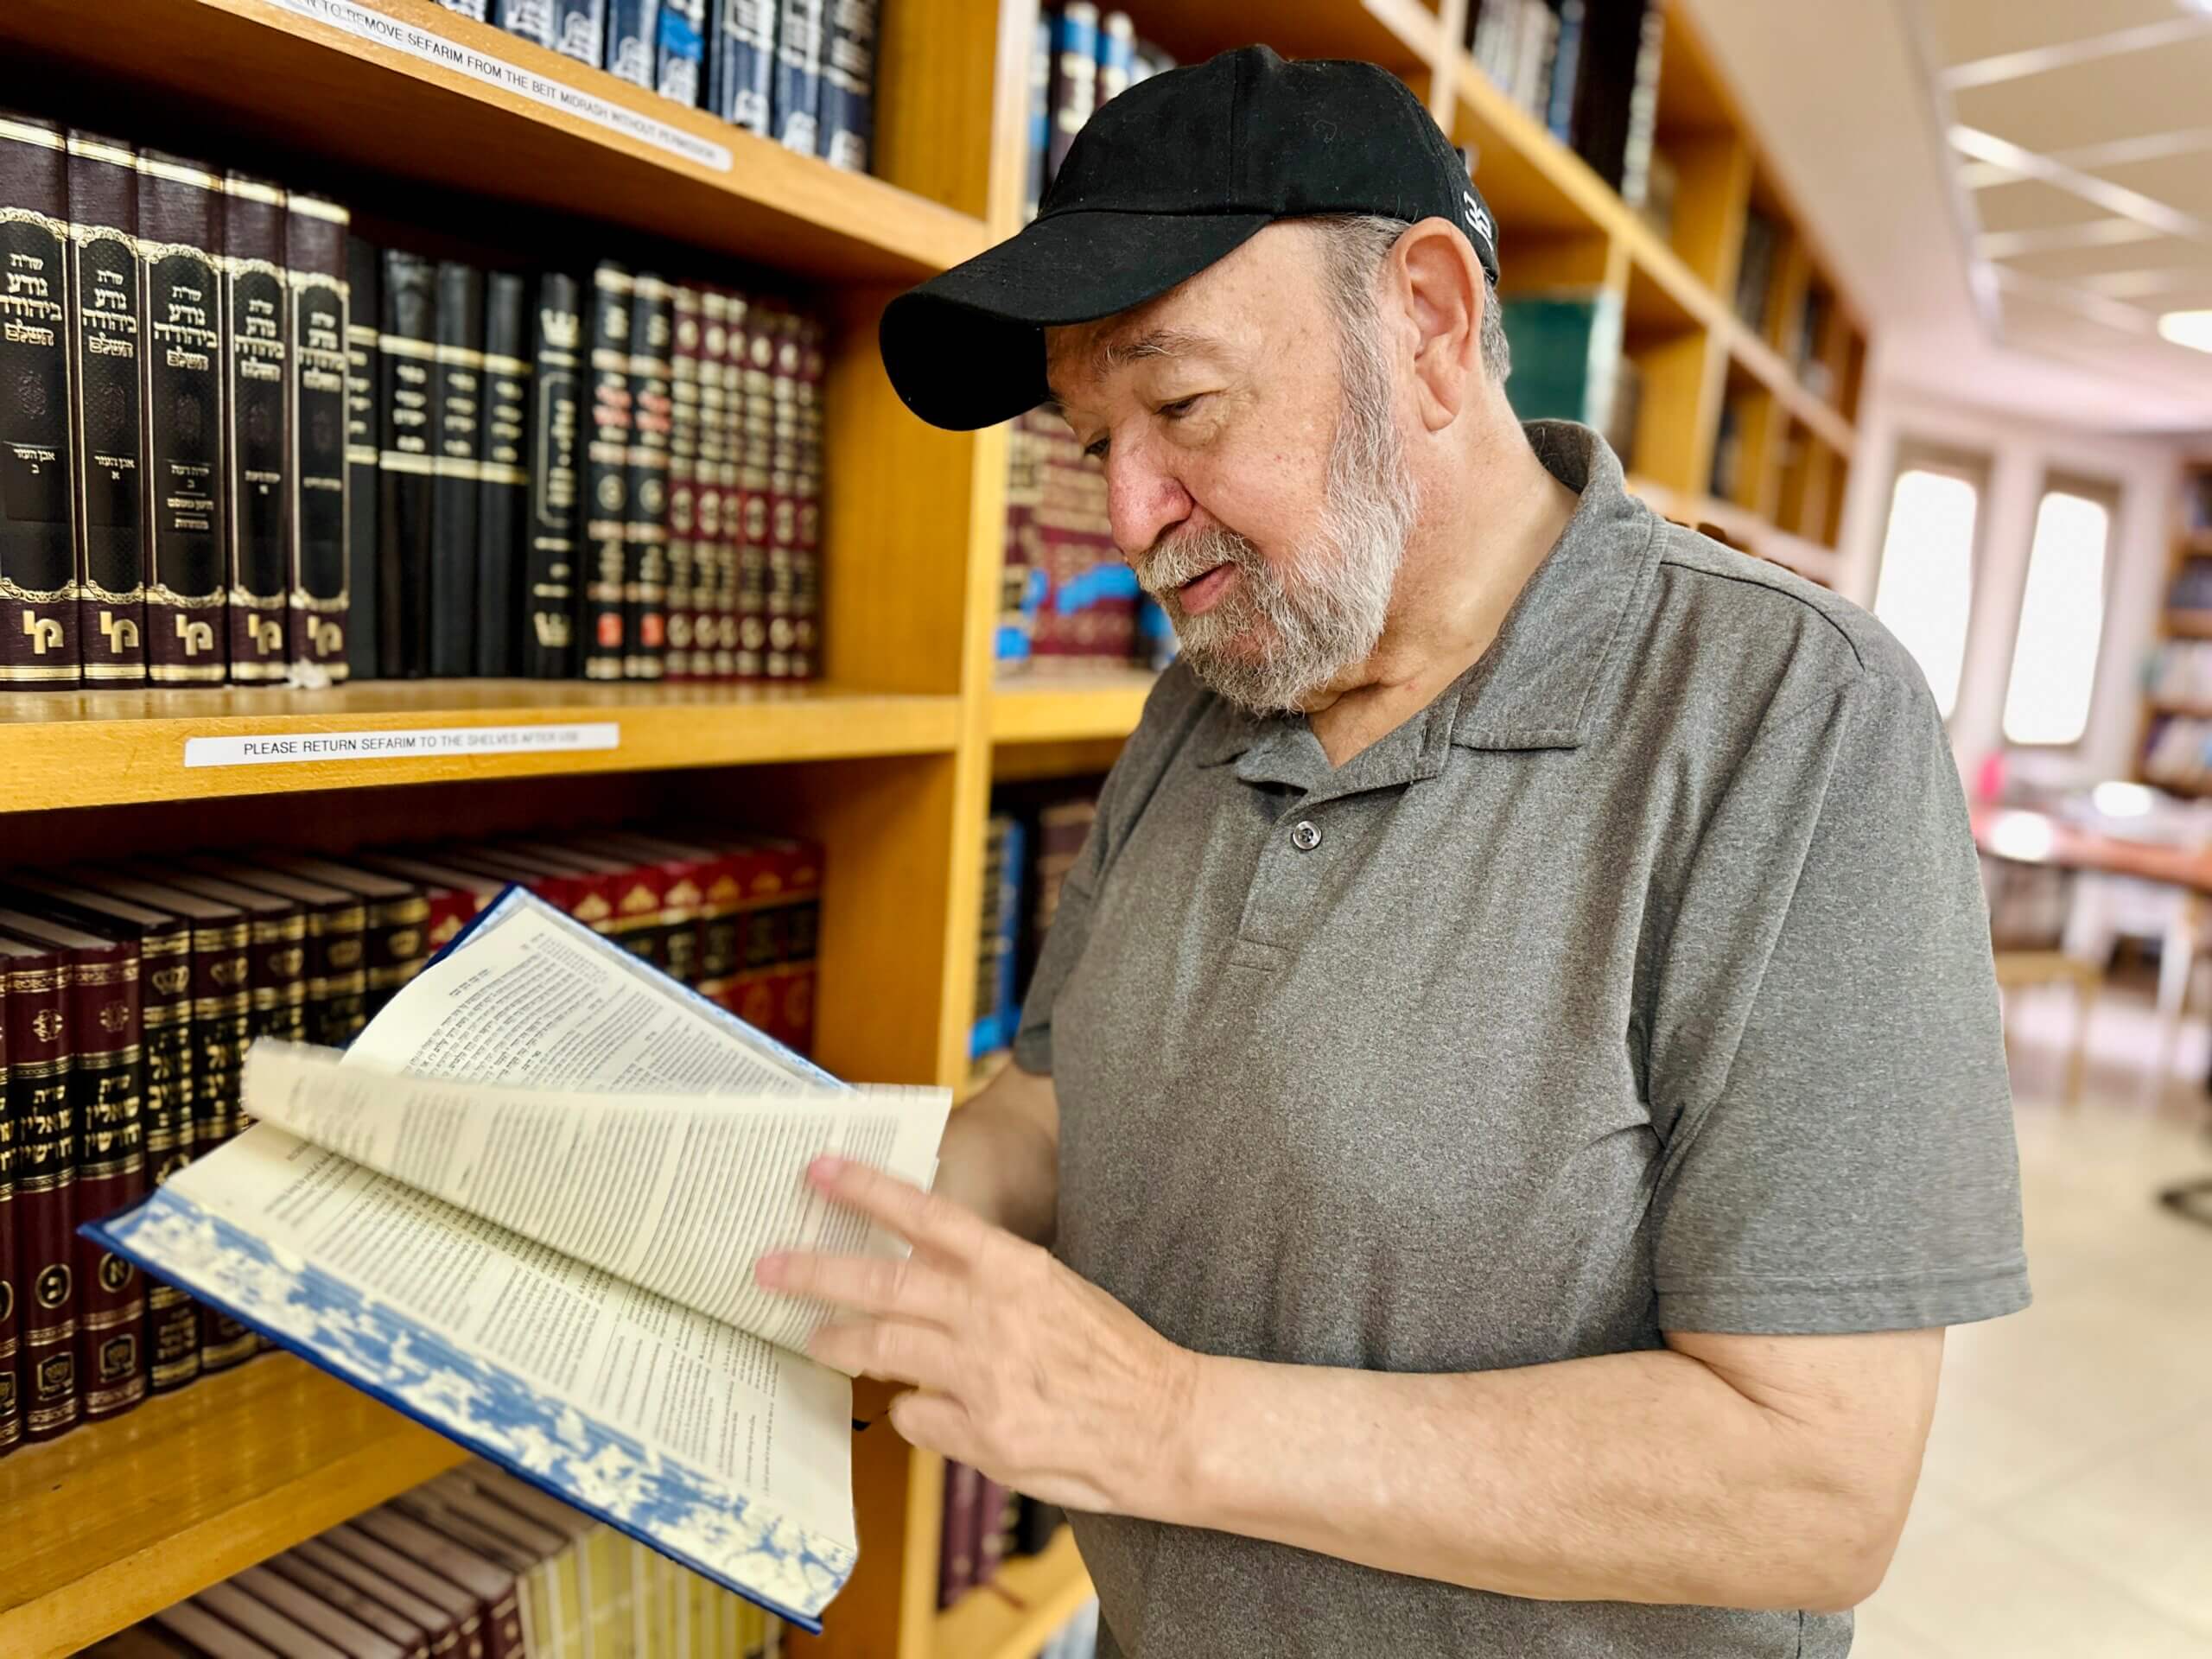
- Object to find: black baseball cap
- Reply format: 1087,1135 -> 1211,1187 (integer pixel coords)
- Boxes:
880,45 -> 1500,431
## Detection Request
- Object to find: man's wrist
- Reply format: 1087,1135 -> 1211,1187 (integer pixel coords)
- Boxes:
1122,1342 -> 1211,1526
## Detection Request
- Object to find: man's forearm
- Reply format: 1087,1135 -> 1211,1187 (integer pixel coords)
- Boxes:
930,1064 -> 1059,1244
1135,1334 -> 1937,1613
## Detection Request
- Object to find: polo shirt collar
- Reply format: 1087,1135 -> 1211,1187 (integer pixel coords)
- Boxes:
1192,422 -> 1658,779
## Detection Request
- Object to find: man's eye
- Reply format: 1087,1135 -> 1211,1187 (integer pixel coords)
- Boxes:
1159,395 -> 1204,420
1083,434 -> 1109,461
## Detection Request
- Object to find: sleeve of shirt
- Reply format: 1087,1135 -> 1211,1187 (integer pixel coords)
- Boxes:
1645,655 -> 2031,1335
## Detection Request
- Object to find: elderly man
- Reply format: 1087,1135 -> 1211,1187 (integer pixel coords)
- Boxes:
755,46 -> 2028,1658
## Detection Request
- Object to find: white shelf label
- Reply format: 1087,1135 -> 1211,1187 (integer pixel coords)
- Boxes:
265,0 -> 734,172
184,722 -> 621,768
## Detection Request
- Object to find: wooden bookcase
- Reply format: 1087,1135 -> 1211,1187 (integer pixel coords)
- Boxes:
0,2 -> 1870,1656
2134,462 -> 2212,795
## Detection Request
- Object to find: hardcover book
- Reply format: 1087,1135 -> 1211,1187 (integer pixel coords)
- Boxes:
734,302 -> 772,679
496,0 -> 559,48
709,0 -> 777,134
582,263 -> 633,681
287,194 -> 352,678
554,0 -> 609,66
86,887 -> 950,1631
378,250 -> 438,678
524,273 -> 583,679
222,173 -> 293,683
772,0 -> 826,154
623,272 -> 674,680
0,114 -> 80,685
663,283 -> 702,680
1046,5 -> 1099,186
702,288 -> 743,679
657,0 -> 709,106
477,273 -> 531,677
817,0 -> 875,172
157,868 -> 310,1048
345,235 -> 382,681
430,260 -> 486,679
606,0 -> 664,87
0,931 -> 74,1440
66,131 -> 149,683
0,959 -> 17,1455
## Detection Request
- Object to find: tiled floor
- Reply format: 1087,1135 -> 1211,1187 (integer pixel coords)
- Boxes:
1853,984 -> 2212,1657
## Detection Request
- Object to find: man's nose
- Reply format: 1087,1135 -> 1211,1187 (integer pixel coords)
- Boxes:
1104,447 -> 1192,560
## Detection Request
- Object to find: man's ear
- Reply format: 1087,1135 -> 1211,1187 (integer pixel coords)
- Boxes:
1390,216 -> 1484,431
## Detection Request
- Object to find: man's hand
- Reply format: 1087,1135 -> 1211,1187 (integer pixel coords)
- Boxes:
755,1154 -> 1195,1512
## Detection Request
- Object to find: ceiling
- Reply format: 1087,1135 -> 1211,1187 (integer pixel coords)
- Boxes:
1686,0 -> 2212,435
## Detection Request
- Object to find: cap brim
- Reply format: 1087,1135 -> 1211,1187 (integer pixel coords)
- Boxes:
880,209 -> 1275,431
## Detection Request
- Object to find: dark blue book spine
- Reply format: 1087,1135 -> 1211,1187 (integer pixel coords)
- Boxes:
496,0 -> 558,47
1546,0 -> 1585,143
772,0 -> 824,153
605,0 -> 662,86
658,0 -> 708,105
709,0 -> 776,132
554,0 -> 607,65
817,0 -> 874,170
437,0 -> 491,18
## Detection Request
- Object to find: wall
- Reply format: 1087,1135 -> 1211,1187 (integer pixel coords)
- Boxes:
1834,346 -> 2187,792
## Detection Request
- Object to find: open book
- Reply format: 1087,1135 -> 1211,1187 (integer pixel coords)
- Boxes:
86,887 -> 950,1632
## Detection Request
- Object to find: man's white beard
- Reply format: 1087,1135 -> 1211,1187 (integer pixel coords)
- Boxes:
1135,333 -> 1420,716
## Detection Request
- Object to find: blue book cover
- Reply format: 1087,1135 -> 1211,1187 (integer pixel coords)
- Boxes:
497,0 -> 558,46
970,817 -> 1027,1058
83,887 -> 949,1634
710,0 -> 778,133
606,0 -> 664,86
658,0 -> 708,105
772,0 -> 825,153
1545,0 -> 1586,143
555,0 -> 607,65
817,0 -> 876,172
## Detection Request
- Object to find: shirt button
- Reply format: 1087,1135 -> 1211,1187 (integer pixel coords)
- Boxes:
1291,819 -> 1323,851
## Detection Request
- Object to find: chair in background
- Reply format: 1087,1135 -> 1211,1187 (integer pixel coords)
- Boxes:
1982,855 -> 2100,1104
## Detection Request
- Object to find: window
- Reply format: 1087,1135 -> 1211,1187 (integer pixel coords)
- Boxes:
1872,465 -> 1983,718
2002,484 -> 2113,747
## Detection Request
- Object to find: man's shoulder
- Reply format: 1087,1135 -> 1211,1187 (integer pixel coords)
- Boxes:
1645,520 -> 1930,719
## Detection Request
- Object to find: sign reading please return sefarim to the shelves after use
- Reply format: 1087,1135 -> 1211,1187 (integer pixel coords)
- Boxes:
261,0 -> 734,172
183,722 -> 622,767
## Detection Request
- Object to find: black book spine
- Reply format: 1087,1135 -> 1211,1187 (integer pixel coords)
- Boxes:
345,235 -> 381,680
430,261 -> 485,679
524,274 -> 582,678
0,114 -> 79,686
711,0 -> 777,133
476,273 -> 530,677
624,272 -> 672,680
137,150 -> 227,683
222,174 -> 291,683
286,194 -> 351,679
66,133 -> 149,683
556,0 -> 607,64
817,0 -> 874,172
378,251 -> 436,679
773,0 -> 825,153
664,283 -> 701,681
0,977 -> 16,1455
582,263 -> 632,681
496,0 -> 557,46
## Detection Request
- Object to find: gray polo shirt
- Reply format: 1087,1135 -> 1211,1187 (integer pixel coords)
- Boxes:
1014,422 -> 2029,1658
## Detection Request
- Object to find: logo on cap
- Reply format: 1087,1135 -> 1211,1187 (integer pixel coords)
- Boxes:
1463,190 -> 1496,251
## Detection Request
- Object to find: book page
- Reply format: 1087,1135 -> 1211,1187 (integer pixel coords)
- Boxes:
243,1041 -> 949,1353
156,1122 -> 859,1554
346,892 -> 831,1095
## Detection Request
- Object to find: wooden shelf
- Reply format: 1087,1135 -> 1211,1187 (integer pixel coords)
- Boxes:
931,1529 -> 1092,1659
2149,699 -> 2212,721
0,681 -> 961,810
0,1356 -> 466,1659
1625,475 -> 1840,585
1,0 -> 987,285
2167,610 -> 2212,641
989,671 -> 1159,745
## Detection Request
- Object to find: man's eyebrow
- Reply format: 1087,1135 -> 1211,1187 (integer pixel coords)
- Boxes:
1090,327 -> 1224,377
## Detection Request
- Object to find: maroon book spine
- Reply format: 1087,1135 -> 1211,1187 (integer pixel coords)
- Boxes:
188,911 -> 255,1370
0,963 -> 18,1455
2,936 -> 77,1440
938,1460 -> 981,1609
762,306 -> 802,682
0,113 -> 79,685
74,939 -> 147,1422
734,302 -> 772,681
663,283 -> 702,682
709,290 -> 744,681
791,315 -> 824,681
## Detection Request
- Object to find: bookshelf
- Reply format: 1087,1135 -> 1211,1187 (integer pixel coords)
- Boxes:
2137,462 -> 2212,798
0,2 -> 1871,1656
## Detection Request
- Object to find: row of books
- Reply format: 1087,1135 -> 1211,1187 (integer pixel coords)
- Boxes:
2143,715 -> 2212,796
87,1459 -> 784,1658
937,1459 -> 1066,1610
0,117 -> 353,687
1464,0 -> 1668,213
0,825 -> 821,1455
1025,6 -> 1178,222
2145,639 -> 2212,709
973,784 -> 1099,1058
999,411 -> 1174,670
2167,554 -> 2212,614
451,0 -> 877,173
2184,468 -> 2212,537
352,250 -> 823,684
